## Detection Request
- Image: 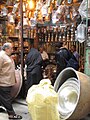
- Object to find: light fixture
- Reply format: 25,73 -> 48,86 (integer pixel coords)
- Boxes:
28,0 -> 35,10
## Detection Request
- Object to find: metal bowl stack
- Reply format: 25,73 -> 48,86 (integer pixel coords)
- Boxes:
54,67 -> 90,120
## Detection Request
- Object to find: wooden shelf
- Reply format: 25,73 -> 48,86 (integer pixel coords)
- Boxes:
0,16 -> 7,21
9,36 -> 18,39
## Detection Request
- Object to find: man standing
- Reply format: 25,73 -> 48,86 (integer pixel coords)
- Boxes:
25,38 -> 43,92
0,42 -> 22,119
71,45 -> 80,62
55,42 -> 72,77
39,45 -> 49,69
67,45 -> 79,70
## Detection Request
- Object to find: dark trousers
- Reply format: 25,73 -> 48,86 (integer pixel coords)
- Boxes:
0,86 -> 15,115
26,67 -> 43,93
56,64 -> 66,77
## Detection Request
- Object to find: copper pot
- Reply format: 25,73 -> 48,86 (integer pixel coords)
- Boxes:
54,67 -> 90,120
11,69 -> 22,100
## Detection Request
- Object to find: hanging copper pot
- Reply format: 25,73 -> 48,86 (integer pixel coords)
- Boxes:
1,7 -> 8,16
8,13 -> 15,24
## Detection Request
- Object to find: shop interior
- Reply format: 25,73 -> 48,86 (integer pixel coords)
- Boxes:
0,0 -> 90,97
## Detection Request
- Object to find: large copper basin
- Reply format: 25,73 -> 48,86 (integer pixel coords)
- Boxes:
54,67 -> 90,120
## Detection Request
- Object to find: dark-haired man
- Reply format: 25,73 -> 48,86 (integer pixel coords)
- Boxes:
25,38 -> 43,92
55,42 -> 72,77
67,45 -> 79,70
71,45 -> 80,62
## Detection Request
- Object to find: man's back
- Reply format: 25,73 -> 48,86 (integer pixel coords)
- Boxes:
26,48 -> 43,72
56,47 -> 72,65
56,47 -> 72,76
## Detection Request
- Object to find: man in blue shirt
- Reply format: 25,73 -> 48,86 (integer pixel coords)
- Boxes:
25,38 -> 43,92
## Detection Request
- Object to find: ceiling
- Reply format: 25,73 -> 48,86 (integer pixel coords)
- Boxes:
0,0 -> 6,4
0,0 -> 84,28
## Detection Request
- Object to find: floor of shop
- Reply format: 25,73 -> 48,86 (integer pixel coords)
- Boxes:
0,98 -> 90,120
0,99 -> 31,120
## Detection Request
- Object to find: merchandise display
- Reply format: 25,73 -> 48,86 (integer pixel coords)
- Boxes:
0,0 -> 89,119
26,79 -> 60,120
54,67 -> 90,120
0,0 -> 87,68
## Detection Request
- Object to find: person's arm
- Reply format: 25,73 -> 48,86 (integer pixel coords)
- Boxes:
42,51 -> 49,60
0,56 -> 3,70
44,52 -> 49,60
46,53 -> 49,59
